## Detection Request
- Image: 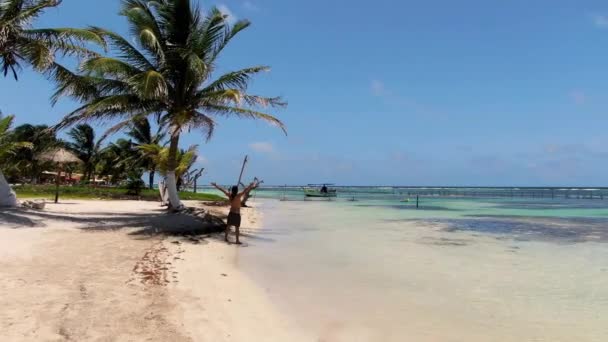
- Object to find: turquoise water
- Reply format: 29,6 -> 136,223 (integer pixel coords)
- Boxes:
205,185 -> 608,222
246,186 -> 608,215
248,185 -> 608,201
238,195 -> 608,341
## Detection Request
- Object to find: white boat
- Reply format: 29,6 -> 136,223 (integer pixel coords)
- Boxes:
302,184 -> 337,198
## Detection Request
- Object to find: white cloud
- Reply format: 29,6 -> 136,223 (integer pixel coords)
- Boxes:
249,142 -> 275,154
569,90 -> 587,105
591,14 -> 608,28
217,4 -> 237,25
243,1 -> 258,11
371,80 -> 385,96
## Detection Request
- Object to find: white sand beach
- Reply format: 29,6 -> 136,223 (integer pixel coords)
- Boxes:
0,200 -> 307,342
3,198 -> 608,342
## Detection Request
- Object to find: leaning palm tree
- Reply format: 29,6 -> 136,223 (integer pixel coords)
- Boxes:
0,0 -> 104,79
51,0 -> 286,210
66,123 -> 99,182
0,113 -> 32,206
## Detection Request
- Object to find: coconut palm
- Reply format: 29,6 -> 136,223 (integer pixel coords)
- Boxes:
51,0 -> 286,210
97,138 -> 138,185
138,143 -> 197,191
0,114 -> 28,161
5,122 -> 61,182
0,113 -> 32,206
66,123 -> 99,182
126,117 -> 164,189
0,0 -> 104,79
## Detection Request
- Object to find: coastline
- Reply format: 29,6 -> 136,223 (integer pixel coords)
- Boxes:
4,197 -> 606,341
231,199 -> 608,342
167,200 -> 309,341
0,199 -> 306,341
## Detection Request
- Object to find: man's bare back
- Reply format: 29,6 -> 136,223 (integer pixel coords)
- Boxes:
211,180 -> 260,244
229,193 -> 244,214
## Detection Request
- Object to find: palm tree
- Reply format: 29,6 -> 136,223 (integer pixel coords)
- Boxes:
0,0 -> 103,79
96,138 -> 138,185
140,143 -> 198,191
126,117 -> 164,189
51,0 -> 286,210
9,122 -> 62,182
66,123 -> 99,182
0,113 -> 32,206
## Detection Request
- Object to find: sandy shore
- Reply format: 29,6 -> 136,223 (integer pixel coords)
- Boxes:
0,200 -> 306,341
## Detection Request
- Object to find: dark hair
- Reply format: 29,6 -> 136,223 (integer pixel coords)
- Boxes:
230,186 -> 238,199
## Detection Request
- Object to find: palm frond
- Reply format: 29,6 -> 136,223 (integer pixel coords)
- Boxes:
200,66 -> 269,92
18,37 -> 52,70
208,18 -> 250,64
25,27 -> 107,50
54,95 -> 161,130
0,0 -> 106,80
80,56 -> 142,77
88,26 -> 155,70
128,70 -> 168,100
243,94 -> 287,108
97,113 -> 151,143
188,111 -> 215,141
48,63 -> 102,105
0,114 -> 15,134
2,0 -> 57,25
205,104 -> 287,135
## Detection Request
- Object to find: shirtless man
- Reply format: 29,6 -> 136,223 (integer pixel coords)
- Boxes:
211,180 -> 259,244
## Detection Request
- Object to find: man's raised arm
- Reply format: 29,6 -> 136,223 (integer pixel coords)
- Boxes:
240,180 -> 259,196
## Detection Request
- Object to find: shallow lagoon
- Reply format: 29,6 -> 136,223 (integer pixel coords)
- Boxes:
239,196 -> 608,341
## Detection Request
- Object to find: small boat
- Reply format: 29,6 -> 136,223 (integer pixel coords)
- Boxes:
303,184 -> 337,198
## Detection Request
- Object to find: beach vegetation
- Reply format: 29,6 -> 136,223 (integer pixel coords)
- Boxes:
0,0 -> 104,79
0,112 -> 32,206
2,121 -> 61,182
65,124 -> 100,182
49,0 -> 286,210
124,117 -> 165,189
12,184 -> 223,201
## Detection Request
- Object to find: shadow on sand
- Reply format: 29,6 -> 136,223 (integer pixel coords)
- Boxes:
0,206 -> 276,245
0,207 -> 226,237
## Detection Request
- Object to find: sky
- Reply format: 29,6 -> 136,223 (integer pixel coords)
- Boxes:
2,0 -> 608,186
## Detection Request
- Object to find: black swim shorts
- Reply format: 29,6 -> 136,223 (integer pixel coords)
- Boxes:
227,212 -> 241,228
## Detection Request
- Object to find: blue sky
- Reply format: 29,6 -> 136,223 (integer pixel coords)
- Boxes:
2,0 -> 608,186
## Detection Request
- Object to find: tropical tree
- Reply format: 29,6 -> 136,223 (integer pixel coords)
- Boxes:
139,143 -> 197,191
96,138 -> 138,185
51,0 -> 286,210
5,122 -> 61,182
0,0 -> 103,79
125,117 -> 164,189
66,123 -> 99,182
0,113 -> 32,206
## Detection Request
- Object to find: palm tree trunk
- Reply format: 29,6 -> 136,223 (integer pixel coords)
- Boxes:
148,168 -> 155,189
165,134 -> 182,210
0,170 -> 18,207
54,169 -> 61,204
